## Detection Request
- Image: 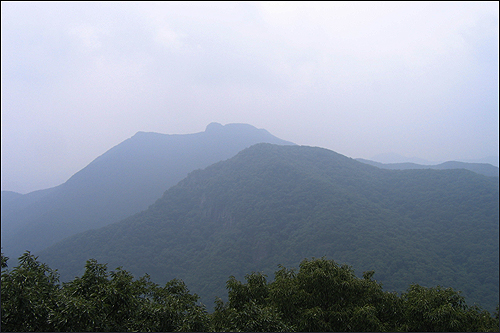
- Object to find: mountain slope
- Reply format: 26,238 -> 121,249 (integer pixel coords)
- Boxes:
356,158 -> 499,177
1,123 -> 294,259
38,144 -> 499,312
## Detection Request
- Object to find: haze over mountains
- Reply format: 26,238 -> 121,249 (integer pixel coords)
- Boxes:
37,143 -> 499,312
369,152 -> 499,167
1,122 -> 498,313
356,159 -> 499,178
1,123 -> 293,260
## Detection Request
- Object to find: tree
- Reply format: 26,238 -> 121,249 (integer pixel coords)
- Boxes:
51,259 -> 209,332
50,260 -> 139,331
1,252 -> 60,332
2,253 -> 497,332
268,257 -> 401,331
137,278 -> 210,332
211,257 -> 498,332
1,253 -> 209,332
212,258 -> 401,331
1,251 -> 8,268
211,273 -> 292,332
399,284 -> 499,332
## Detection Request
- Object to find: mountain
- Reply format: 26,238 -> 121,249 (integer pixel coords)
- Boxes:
1,123 -> 294,260
38,144 -> 499,312
461,156 -> 499,167
369,153 -> 499,168
370,153 -> 440,165
1,187 -> 60,240
0,191 -> 23,205
356,158 -> 499,177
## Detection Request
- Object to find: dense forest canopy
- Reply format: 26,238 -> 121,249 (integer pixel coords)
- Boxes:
1,252 -> 498,332
37,144 -> 499,312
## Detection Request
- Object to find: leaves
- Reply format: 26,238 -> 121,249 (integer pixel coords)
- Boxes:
1,252 -> 209,332
399,284 -> 499,332
213,257 -> 499,332
1,252 -> 60,332
2,253 -> 498,331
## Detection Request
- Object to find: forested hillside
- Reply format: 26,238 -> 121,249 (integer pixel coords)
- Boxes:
1,123 -> 293,260
38,143 -> 499,312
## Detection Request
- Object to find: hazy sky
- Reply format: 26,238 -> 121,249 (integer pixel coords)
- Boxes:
2,2 -> 499,193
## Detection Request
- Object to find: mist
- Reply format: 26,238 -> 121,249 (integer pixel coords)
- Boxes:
2,2 -> 498,193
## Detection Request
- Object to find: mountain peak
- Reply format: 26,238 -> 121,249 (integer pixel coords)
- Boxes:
2,123 -> 294,260
205,122 -> 264,133
205,122 -> 224,132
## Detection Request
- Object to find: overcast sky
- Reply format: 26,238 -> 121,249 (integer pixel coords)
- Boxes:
2,2 -> 499,193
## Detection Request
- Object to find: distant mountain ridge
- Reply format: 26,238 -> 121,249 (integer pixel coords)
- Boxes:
356,158 -> 499,177
1,123 -> 294,260
369,152 -> 499,167
38,143 -> 499,312
370,153 -> 440,165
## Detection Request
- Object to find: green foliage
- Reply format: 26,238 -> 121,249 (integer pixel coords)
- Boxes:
1,251 -> 8,268
138,279 -> 210,332
1,252 -> 60,332
399,284 -> 499,332
280,258 -> 403,331
211,273 -> 292,332
52,260 -> 141,331
1,252 -> 209,332
212,257 -> 499,332
266,257 -> 401,331
211,297 -> 292,332
2,254 -> 498,332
